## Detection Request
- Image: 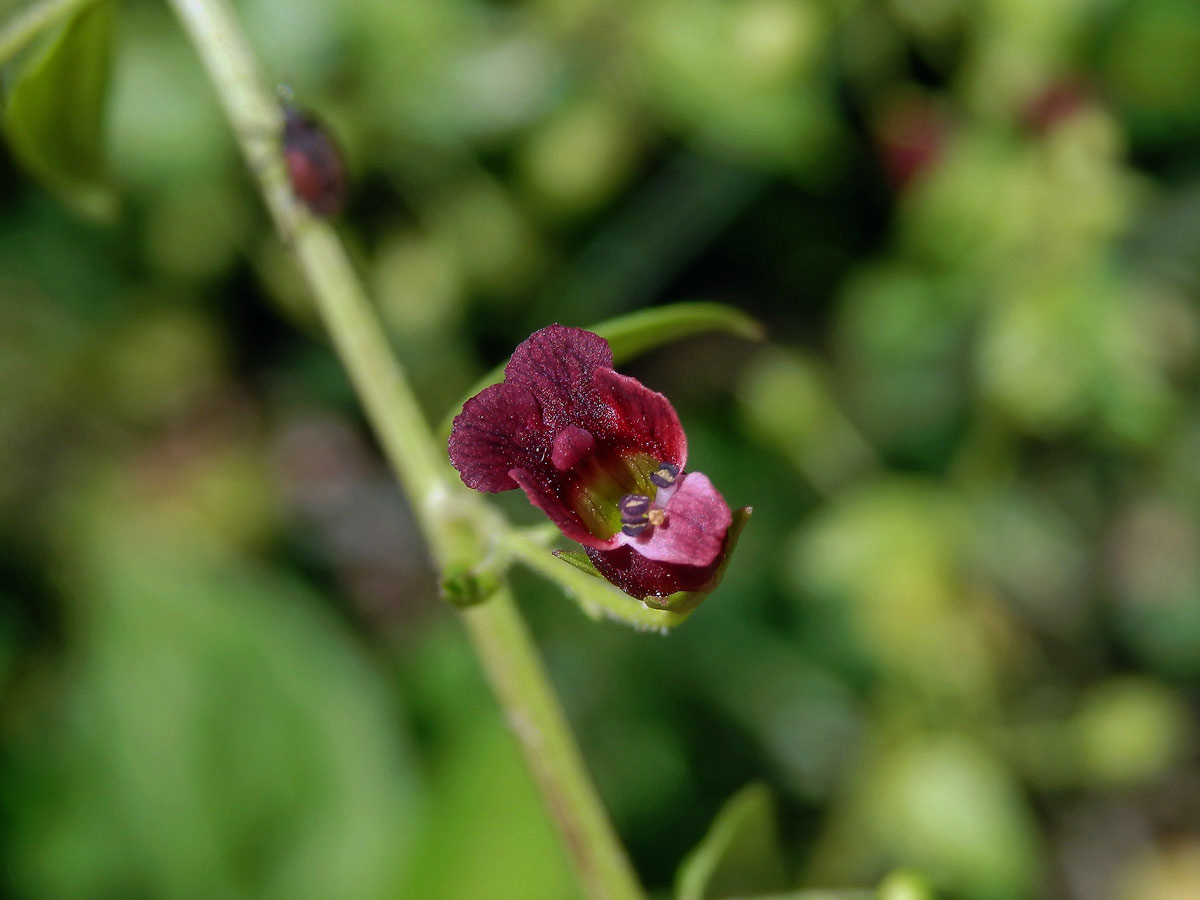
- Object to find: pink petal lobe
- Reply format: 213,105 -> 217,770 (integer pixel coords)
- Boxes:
503,325 -> 613,429
621,472 -> 730,566
551,425 -> 595,471
509,468 -> 619,550
448,383 -> 547,492
592,369 -> 687,469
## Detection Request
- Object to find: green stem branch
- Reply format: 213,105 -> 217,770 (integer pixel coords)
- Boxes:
165,0 -> 447,529
165,0 -> 646,897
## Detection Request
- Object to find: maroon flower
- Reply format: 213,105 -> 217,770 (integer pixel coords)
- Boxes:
449,325 -> 739,600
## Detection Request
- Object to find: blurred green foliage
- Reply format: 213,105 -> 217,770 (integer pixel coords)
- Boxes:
2,0 -> 1200,899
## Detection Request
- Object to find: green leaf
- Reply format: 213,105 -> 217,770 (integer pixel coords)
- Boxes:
675,782 -> 789,900
597,301 -> 764,362
440,302 -> 763,435
3,0 -> 117,219
12,499 -> 421,900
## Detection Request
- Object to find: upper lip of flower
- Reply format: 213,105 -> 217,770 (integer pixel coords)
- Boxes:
448,325 -> 730,571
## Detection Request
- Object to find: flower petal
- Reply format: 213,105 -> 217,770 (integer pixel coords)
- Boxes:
448,383 -> 548,492
586,546 -> 718,598
593,506 -> 751,606
592,369 -> 687,469
618,471 -> 730,566
503,325 -> 613,429
509,468 -> 619,550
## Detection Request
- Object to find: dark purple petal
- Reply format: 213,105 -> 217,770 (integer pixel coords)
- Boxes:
503,325 -> 613,430
448,383 -> 548,492
592,369 -> 687,469
586,545 -> 719,598
620,472 -> 730,566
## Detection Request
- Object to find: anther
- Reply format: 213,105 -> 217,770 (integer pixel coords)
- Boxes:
650,462 -> 679,489
620,493 -> 651,520
619,493 -> 651,536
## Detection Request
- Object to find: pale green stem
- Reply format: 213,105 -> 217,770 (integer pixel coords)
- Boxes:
461,587 -> 644,900
164,1 -> 647,897
164,0 -> 448,533
0,0 -> 97,63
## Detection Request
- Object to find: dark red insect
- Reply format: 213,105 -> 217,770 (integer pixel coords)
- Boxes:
281,104 -> 347,217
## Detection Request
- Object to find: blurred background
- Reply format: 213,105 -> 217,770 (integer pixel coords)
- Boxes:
2,0 -> 1200,898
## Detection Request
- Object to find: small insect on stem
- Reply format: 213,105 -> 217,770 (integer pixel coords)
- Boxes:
278,85 -> 348,218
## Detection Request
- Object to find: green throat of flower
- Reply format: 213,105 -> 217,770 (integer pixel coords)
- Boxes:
571,452 -> 667,539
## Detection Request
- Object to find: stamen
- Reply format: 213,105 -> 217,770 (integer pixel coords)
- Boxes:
647,508 -> 667,527
650,462 -> 679,489
619,493 -> 651,520
619,493 -> 651,537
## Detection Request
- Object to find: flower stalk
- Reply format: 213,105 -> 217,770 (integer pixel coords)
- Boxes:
163,0 -> 646,896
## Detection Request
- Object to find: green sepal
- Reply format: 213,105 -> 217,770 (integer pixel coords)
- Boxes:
674,782 -> 788,900
551,549 -> 604,579
440,302 -> 763,436
3,0 -> 118,219
643,506 -> 752,613
507,535 -> 692,630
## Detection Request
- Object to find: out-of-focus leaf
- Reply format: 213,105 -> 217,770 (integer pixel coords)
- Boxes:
877,869 -> 935,900
1072,678 -> 1187,788
739,348 -> 876,495
8,490 -> 421,900
3,0 -> 116,218
396,715 -> 579,900
675,782 -> 788,900
440,302 -> 763,435
863,735 -> 1041,900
